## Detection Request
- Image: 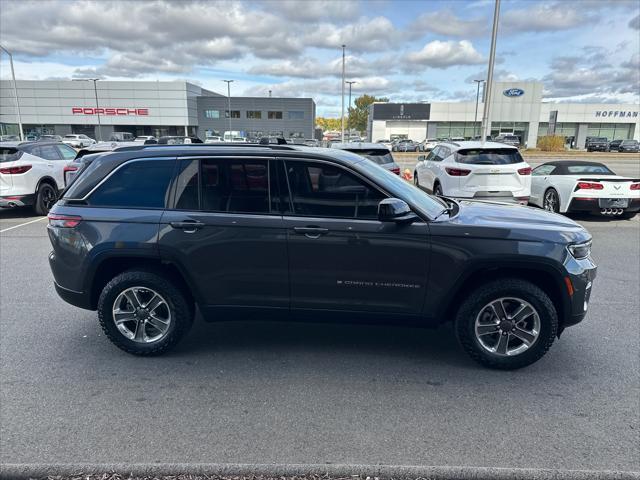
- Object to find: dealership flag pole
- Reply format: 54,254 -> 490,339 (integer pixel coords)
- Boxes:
223,80 -> 233,139
473,79 -> 484,139
481,0 -> 500,143
92,79 -> 102,142
0,45 -> 24,141
346,81 -> 356,134
341,45 -> 346,143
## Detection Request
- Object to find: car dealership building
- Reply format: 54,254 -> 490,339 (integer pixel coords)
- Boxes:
367,81 -> 640,149
0,80 -> 316,141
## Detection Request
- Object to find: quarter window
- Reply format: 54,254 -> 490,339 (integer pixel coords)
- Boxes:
89,160 -> 174,208
285,161 -> 385,219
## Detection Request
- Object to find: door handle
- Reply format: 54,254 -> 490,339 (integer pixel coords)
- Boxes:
293,226 -> 329,239
170,220 -> 205,233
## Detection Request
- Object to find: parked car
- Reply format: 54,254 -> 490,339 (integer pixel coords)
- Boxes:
0,135 -> 21,142
38,135 -> 64,142
493,134 -> 520,147
204,136 -> 223,144
585,137 -> 609,152
608,139 -> 623,151
134,136 -> 157,143
529,161 -> 639,219
331,142 -> 401,175
393,139 -> 419,152
0,141 -> 77,214
157,136 -> 203,144
375,139 -> 393,151
109,132 -> 135,142
618,139 -> 639,153
48,143 -> 596,369
413,141 -> 531,204
303,139 -> 320,147
418,139 -> 438,152
62,134 -> 96,149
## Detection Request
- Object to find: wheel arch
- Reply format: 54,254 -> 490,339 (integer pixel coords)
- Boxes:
36,175 -> 59,193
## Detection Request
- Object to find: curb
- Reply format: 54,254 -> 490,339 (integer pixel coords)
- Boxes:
1,463 -> 639,480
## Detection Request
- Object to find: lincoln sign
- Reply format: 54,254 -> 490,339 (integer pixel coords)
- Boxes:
71,107 -> 149,115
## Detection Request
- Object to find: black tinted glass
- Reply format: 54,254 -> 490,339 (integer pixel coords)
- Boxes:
174,160 -> 200,210
285,161 -> 384,219
455,149 -> 523,165
32,144 -> 62,160
345,149 -> 393,165
566,165 -> 614,174
0,148 -> 22,163
201,158 -> 269,214
89,160 -> 174,208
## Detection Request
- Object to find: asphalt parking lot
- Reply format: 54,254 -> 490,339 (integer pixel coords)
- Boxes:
0,159 -> 639,473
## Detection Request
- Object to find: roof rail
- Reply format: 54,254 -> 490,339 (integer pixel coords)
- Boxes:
112,143 -> 298,152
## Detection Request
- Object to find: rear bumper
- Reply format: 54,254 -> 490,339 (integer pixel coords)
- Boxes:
54,281 -> 93,310
586,146 -> 608,151
0,193 -> 35,208
568,197 -> 640,213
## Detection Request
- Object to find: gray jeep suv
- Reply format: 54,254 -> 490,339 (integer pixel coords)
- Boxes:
48,144 -> 596,369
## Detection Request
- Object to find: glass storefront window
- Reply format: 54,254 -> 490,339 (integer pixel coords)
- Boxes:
587,123 -> 633,141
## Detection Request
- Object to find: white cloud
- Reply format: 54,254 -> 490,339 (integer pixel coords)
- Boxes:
406,40 -> 485,68
409,10 -> 489,38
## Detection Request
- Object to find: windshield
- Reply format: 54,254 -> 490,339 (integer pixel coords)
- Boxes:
455,148 -> 524,164
590,137 -> 607,142
567,165 -> 614,174
345,148 -> 394,164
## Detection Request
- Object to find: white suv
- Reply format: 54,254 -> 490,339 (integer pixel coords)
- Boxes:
62,134 -> 96,148
0,142 -> 77,214
413,141 -> 531,204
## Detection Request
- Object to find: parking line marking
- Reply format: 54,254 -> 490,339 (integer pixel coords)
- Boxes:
0,216 -> 47,233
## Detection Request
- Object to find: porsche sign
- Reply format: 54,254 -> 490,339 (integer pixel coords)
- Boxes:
72,107 -> 149,116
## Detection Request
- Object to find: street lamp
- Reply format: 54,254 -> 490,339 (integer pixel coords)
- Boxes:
72,78 -> 102,141
222,80 -> 233,139
0,44 -> 24,141
473,79 -> 485,139
346,81 -> 357,136
480,0 -> 501,143
340,44 -> 346,142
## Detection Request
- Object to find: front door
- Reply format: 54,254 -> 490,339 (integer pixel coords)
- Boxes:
281,158 -> 430,315
159,157 -> 289,309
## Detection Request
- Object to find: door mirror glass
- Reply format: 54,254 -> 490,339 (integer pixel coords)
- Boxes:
378,198 -> 417,223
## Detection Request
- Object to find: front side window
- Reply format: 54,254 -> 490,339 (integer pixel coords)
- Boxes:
89,160 -> 174,208
31,144 -> 61,160
532,165 -> 556,176
285,161 -> 385,219
246,110 -> 262,119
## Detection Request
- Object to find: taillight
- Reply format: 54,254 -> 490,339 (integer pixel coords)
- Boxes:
576,182 -> 604,190
631,183 -> 640,191
390,166 -> 400,175
48,213 -> 82,228
445,167 -> 471,176
517,167 -> 532,175
63,165 -> 78,174
0,165 -> 32,174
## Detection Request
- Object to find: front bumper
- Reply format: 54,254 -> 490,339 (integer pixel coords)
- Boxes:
0,193 -> 35,208
562,255 -> 597,330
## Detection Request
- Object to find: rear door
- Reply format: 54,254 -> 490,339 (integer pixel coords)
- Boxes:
281,157 -> 430,315
158,156 -> 289,310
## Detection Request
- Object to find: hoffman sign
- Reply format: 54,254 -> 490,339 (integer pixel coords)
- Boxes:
595,110 -> 638,118
72,107 -> 149,115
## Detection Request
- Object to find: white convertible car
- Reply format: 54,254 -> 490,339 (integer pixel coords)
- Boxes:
529,161 -> 640,218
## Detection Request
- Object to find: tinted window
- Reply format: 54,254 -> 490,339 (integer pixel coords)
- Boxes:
56,144 -> 77,160
533,165 -> 555,176
344,149 -> 393,165
285,161 -> 385,219
622,140 -> 638,145
288,111 -> 304,120
455,148 -> 523,165
89,160 -> 174,208
566,165 -> 614,174
174,160 -> 200,210
31,144 -> 62,160
201,158 -> 269,214
0,147 -> 22,163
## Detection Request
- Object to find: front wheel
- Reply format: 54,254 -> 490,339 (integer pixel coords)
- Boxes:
455,279 -> 558,369
98,270 -> 193,355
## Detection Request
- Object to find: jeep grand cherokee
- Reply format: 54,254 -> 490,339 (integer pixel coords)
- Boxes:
47,144 -> 597,369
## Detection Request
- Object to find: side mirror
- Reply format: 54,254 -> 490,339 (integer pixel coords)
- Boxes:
378,198 -> 417,224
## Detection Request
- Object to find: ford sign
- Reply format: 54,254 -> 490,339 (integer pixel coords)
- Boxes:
503,88 -> 524,97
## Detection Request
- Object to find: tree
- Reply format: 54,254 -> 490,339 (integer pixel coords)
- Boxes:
348,94 -> 389,133
316,117 -> 341,132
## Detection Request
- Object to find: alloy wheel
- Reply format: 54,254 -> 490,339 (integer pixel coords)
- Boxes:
544,190 -> 558,212
112,287 -> 172,343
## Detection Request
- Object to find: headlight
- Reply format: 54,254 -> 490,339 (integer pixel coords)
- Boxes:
568,240 -> 592,260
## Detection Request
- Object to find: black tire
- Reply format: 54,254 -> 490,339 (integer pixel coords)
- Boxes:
34,182 -> 57,215
413,171 -> 420,187
98,270 -> 193,356
454,278 -> 558,370
543,188 -> 560,213
433,182 -> 443,196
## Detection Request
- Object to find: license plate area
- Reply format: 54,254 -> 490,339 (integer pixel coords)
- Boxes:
599,198 -> 629,208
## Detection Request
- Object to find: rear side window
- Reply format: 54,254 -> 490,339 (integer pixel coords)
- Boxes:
56,144 -> 77,160
31,144 -> 62,160
345,149 -> 393,165
88,160 -> 174,208
566,165 -> 614,174
455,148 -> 523,165
0,148 -> 22,163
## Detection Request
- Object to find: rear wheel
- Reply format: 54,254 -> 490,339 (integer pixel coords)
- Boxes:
413,171 -> 420,187
543,188 -> 560,213
98,270 -> 193,356
433,182 -> 443,196
34,182 -> 57,215
455,279 -> 558,369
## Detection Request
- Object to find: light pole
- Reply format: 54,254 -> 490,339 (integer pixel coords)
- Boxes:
222,80 -> 233,140
480,0 -> 501,143
473,79 -> 485,139
72,78 -> 102,141
0,44 -> 24,141
341,44 -> 346,142
346,81 -> 357,136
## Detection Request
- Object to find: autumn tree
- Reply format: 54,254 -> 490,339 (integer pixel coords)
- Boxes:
348,94 -> 389,133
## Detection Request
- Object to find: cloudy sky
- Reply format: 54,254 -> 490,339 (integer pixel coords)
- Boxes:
0,0 -> 638,116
